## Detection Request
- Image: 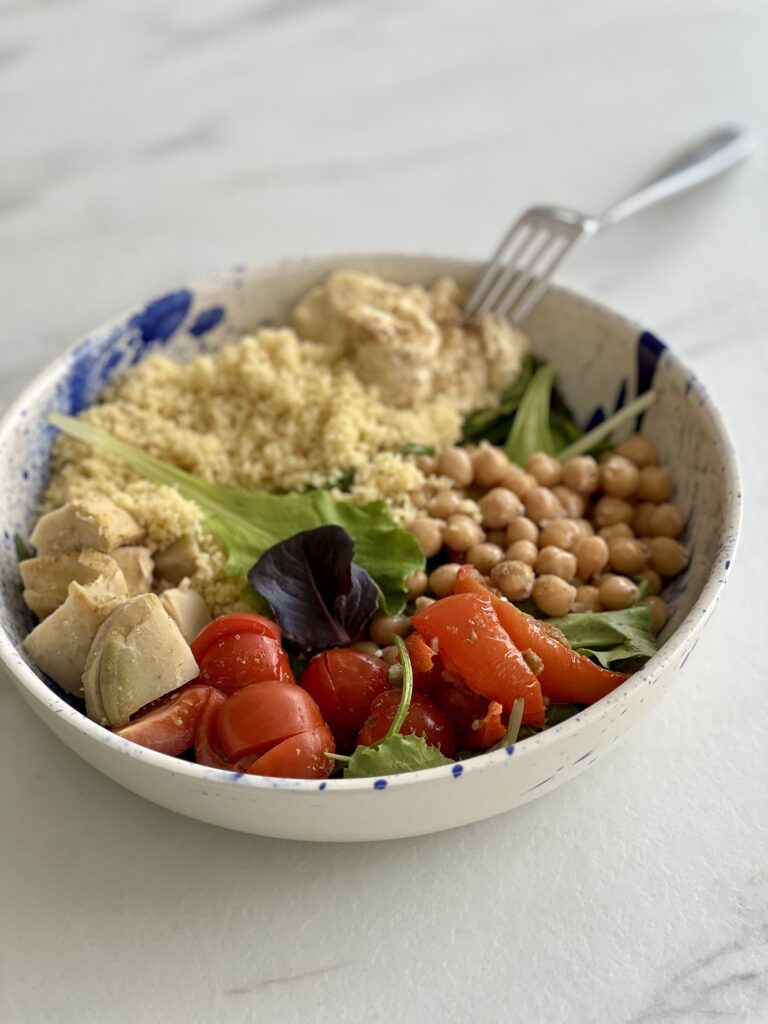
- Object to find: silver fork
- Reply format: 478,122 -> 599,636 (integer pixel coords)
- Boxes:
463,125 -> 756,325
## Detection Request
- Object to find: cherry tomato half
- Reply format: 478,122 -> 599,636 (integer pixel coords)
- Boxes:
300,649 -> 390,753
245,725 -> 335,780
115,684 -> 212,756
357,689 -> 456,757
216,681 -> 325,760
194,688 -> 233,769
193,688 -> 263,772
197,632 -> 295,694
191,612 -> 281,665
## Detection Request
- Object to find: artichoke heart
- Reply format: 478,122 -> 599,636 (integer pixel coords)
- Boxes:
84,593 -> 199,727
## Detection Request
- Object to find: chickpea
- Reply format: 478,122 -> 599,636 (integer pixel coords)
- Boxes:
443,513 -> 484,552
649,503 -> 687,539
414,454 -> 436,476
535,545 -> 578,582
615,433 -> 658,468
466,542 -> 506,575
633,502 -> 657,536
352,641 -> 381,656
380,644 -> 400,664
637,568 -> 662,595
572,518 -> 595,537
637,465 -> 672,503
524,485 -> 566,524
409,489 -> 429,509
539,518 -> 581,551
406,518 -> 444,557
598,522 -> 635,542
525,451 -> 563,487
532,575 -> 576,617
648,537 -> 689,577
370,612 -> 412,647
428,562 -> 461,598
562,455 -> 600,494
388,663 -> 404,685
490,560 -> 535,601
552,485 -> 586,518
573,585 -> 602,613
506,539 -> 538,566
478,487 -> 524,529
472,444 -> 510,489
405,569 -> 428,601
485,529 -> 508,547
609,538 -> 649,575
506,516 -> 539,545
435,446 -> 474,487
414,596 -> 435,612
599,454 -> 640,498
574,535 -> 610,578
592,495 -> 635,529
598,574 -> 640,610
501,465 -> 537,498
427,489 -> 462,519
644,595 -> 668,634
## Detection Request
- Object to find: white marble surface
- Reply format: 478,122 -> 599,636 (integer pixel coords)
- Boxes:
2,1 -> 767,1021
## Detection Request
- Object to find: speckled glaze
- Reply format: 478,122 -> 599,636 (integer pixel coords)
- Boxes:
0,255 -> 741,842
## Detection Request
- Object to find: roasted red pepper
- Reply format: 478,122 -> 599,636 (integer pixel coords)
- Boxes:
412,592 -> 545,726
454,565 -> 629,704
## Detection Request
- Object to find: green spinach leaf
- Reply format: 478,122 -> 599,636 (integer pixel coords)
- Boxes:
547,605 -> 657,668
546,703 -> 583,727
398,442 -> 436,457
461,354 -> 536,444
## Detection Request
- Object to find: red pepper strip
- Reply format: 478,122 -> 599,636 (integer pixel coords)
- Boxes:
471,700 -> 506,749
411,592 -> 545,726
454,565 -> 630,705
436,683 -> 504,749
406,631 -> 436,674
404,631 -> 444,696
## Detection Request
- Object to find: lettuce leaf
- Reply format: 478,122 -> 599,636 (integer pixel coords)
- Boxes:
49,415 -> 425,614
547,605 -> 657,668
343,732 -> 454,777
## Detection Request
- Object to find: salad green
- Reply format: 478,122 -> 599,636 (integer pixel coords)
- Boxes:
461,355 -> 657,465
548,605 -> 657,668
49,415 -> 425,615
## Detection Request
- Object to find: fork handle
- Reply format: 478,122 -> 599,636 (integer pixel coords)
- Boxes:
598,125 -> 756,228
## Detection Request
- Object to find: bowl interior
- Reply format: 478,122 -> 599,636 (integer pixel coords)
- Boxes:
0,254 -> 739,707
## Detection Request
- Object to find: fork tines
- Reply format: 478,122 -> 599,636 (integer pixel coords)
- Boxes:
463,208 -> 586,325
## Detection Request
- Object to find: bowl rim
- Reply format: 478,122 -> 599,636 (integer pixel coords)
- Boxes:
0,252 -> 742,795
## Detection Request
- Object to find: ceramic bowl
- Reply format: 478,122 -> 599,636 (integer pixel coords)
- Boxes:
0,254 -> 740,842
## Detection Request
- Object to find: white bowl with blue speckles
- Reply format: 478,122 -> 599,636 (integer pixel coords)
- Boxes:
0,255 -> 741,842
